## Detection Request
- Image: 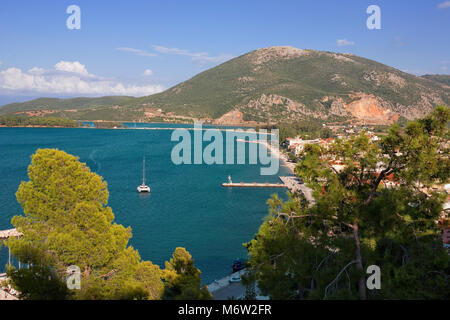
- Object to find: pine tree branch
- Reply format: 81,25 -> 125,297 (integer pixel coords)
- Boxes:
365,167 -> 393,205
323,260 -> 357,299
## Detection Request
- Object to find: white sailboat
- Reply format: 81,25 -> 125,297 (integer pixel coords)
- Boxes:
137,156 -> 151,193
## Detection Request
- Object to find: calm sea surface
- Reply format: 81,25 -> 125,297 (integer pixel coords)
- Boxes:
0,126 -> 289,283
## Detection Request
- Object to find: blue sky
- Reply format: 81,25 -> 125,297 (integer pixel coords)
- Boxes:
0,0 -> 449,105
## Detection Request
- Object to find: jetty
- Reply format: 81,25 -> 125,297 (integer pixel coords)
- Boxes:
222,182 -> 285,188
223,175 -> 316,205
222,175 -> 285,188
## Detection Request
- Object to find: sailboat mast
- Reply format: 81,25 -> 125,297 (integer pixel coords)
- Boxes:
143,156 -> 146,185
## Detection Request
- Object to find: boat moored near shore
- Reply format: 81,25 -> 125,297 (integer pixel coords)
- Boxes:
137,156 -> 151,193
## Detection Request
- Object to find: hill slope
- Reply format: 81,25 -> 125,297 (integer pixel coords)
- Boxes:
136,46 -> 449,124
421,74 -> 450,86
2,46 -> 449,125
0,96 -> 134,114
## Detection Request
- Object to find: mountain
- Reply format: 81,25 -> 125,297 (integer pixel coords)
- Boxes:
0,96 -> 144,121
421,74 -> 450,86
1,46 -> 449,125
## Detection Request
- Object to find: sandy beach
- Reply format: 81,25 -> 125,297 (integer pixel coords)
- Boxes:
257,140 -> 296,174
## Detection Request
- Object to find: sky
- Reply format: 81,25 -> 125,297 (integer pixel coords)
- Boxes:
0,0 -> 449,105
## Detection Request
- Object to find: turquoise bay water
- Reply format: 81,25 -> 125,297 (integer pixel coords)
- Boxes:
0,126 -> 289,283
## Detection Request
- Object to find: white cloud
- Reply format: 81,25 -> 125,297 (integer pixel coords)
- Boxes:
116,47 -> 156,57
153,45 -> 233,66
191,54 -> 234,66
143,69 -> 153,76
438,1 -> 450,9
337,39 -> 355,47
153,45 -> 197,56
54,61 -> 89,75
116,45 -> 232,66
0,61 -> 164,97
28,67 -> 45,75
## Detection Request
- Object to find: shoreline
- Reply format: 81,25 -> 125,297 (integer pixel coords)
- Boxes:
271,145 -> 296,174
256,140 -> 296,174
77,120 -> 261,128
0,122 -> 254,132
0,120 -> 258,129
0,124 -> 286,138
0,125 -> 77,128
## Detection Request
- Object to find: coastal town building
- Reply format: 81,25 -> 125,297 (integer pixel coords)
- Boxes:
285,137 -> 320,155
319,138 -> 334,150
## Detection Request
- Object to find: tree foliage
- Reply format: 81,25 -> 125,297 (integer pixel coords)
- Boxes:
7,149 -> 164,300
6,265 -> 71,300
162,247 -> 212,300
0,115 -> 78,127
245,106 -> 450,299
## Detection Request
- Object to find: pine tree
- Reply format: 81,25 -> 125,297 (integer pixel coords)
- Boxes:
7,149 -> 164,300
245,106 -> 450,299
162,247 -> 212,300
